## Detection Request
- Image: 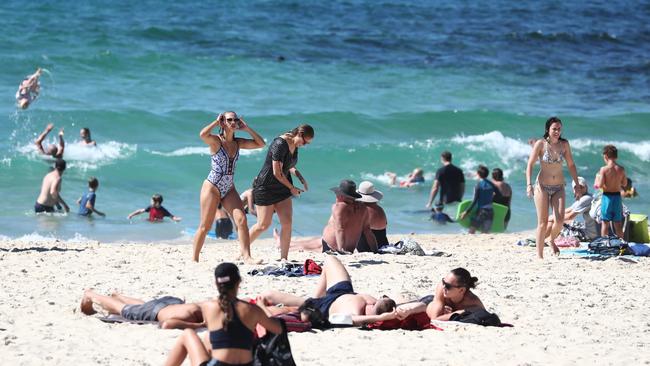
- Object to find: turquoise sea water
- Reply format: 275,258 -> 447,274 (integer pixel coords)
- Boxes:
1,1 -> 649,242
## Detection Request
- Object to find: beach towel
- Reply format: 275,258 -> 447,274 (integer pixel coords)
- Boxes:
554,236 -> 581,248
364,312 -> 443,331
248,263 -> 305,277
303,259 -> 322,275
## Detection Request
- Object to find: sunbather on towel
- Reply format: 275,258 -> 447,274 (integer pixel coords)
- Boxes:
80,289 -> 204,329
258,256 -> 397,326
394,268 -> 485,321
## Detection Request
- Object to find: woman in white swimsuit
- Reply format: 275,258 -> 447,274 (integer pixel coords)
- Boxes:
526,117 -> 579,259
193,112 -> 265,263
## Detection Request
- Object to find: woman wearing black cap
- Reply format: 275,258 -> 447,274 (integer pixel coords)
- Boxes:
164,262 -> 283,366
248,124 -> 314,261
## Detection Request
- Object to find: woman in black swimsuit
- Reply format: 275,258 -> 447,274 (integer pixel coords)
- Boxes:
249,124 -> 314,260
164,263 -> 283,366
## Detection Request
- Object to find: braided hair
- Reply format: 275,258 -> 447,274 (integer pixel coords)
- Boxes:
214,262 -> 241,330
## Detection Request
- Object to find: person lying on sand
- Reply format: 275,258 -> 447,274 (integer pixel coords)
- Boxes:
393,268 -> 485,321
258,256 -> 397,326
80,289 -> 204,329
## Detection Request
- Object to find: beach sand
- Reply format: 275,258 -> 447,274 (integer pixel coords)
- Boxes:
1,232 -> 649,366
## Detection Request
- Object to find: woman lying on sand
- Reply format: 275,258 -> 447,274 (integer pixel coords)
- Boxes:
396,268 -> 485,320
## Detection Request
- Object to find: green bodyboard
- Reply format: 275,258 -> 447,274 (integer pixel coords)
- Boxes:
455,200 -> 508,233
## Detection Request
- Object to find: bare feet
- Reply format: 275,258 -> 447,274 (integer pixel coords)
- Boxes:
243,256 -> 263,265
80,290 -> 97,315
550,241 -> 560,256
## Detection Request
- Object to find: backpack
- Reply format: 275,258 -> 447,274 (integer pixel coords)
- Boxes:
253,319 -> 297,366
449,309 -> 502,327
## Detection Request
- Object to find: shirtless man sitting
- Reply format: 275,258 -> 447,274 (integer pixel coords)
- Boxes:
285,180 -> 377,253
35,123 -> 65,158
80,289 -> 204,330
258,256 -> 396,326
395,268 -> 485,321
35,159 -> 69,213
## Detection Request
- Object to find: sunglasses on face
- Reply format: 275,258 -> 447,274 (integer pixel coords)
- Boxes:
442,278 -> 462,290
225,118 -> 240,122
301,135 -> 310,145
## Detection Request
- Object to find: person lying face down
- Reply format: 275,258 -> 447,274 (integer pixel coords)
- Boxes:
79,289 -> 204,330
394,268 -> 485,321
257,256 -> 397,326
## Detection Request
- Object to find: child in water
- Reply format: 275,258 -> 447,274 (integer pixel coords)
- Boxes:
77,177 -> 105,217
128,194 -> 181,222
431,204 -> 454,224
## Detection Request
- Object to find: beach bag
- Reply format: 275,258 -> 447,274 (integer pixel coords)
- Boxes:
587,236 -> 629,255
449,309 -> 502,327
560,222 -> 588,242
393,237 -> 426,256
253,319 -> 297,366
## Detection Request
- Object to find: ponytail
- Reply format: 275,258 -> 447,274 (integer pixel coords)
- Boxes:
214,262 -> 241,330
451,268 -> 478,289
285,124 -> 314,140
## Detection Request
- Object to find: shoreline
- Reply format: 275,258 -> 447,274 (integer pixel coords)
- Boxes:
1,233 -> 649,365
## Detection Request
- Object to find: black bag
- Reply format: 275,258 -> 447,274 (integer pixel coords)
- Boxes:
449,309 -> 502,327
588,236 -> 629,255
561,222 -> 588,242
253,319 -> 297,366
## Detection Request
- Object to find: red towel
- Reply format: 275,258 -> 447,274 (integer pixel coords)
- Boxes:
365,312 -> 443,331
303,259 -> 322,275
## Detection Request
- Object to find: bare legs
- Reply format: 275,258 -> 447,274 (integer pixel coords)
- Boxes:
80,289 -> 134,316
250,197 -> 294,260
193,180 -> 220,262
548,190 -> 566,252
274,229 -> 323,252
533,186 -> 564,259
163,329 -> 210,366
601,220 -> 623,238
313,256 -> 350,297
221,189 -> 260,264
533,186 -> 550,259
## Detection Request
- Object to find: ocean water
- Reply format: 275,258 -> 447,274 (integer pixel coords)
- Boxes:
1,1 -> 649,243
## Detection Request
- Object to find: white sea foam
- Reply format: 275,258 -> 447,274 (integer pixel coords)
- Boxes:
451,131 -> 531,163
17,140 -> 136,170
6,232 -> 96,244
571,139 -> 650,162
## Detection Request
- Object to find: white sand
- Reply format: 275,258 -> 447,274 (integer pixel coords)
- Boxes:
1,233 -> 649,366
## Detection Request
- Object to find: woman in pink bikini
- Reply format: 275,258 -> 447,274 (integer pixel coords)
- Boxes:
525,117 -> 580,259
193,112 -> 265,263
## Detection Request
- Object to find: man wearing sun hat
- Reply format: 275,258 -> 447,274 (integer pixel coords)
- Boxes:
356,181 -> 388,252
285,179 -> 376,253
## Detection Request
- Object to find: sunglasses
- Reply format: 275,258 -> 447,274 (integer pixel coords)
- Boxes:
301,135 -> 311,145
442,278 -> 462,290
225,118 -> 241,122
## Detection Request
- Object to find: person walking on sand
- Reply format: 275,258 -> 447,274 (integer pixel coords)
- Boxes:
248,124 -> 314,261
192,112 -> 265,263
34,159 -> 69,213
526,117 -> 579,259
35,123 -> 65,158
